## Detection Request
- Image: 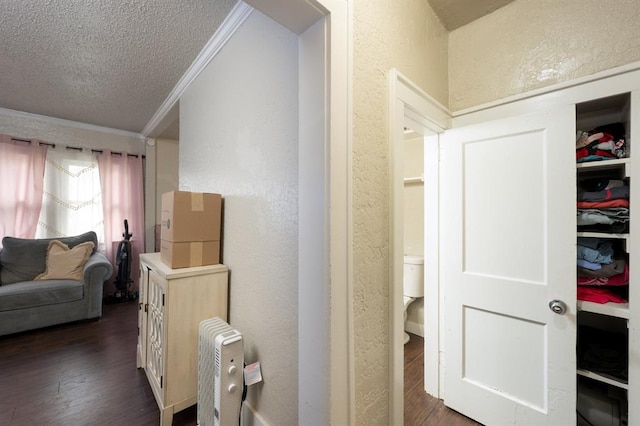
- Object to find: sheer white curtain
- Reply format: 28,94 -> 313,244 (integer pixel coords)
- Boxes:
35,148 -> 105,250
0,135 -> 46,245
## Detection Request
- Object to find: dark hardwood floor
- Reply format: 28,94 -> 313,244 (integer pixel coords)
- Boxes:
0,302 -> 479,425
404,334 -> 481,425
0,301 -> 197,426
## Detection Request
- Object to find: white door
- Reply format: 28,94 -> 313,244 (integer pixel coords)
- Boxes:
442,107 -> 576,425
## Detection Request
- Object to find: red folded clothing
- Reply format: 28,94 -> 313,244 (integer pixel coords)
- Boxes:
576,147 -> 617,160
577,263 -> 629,286
576,199 -> 630,209
577,286 -> 627,304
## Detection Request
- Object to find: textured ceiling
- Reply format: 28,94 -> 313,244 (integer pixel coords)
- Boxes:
0,0 -> 514,137
0,0 -> 236,134
427,0 -> 516,30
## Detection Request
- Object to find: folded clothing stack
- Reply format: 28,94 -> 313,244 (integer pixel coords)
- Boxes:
577,237 -> 628,304
577,178 -> 629,233
576,122 -> 627,163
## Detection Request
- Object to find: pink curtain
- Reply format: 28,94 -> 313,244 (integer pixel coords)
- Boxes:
98,150 -> 145,293
0,135 -> 46,245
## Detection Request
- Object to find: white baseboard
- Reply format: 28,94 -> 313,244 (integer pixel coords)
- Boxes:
242,401 -> 269,426
405,320 -> 424,338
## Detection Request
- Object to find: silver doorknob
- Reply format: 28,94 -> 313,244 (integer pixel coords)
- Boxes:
549,300 -> 567,315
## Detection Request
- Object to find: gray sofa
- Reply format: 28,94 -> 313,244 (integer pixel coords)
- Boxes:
0,232 -> 113,336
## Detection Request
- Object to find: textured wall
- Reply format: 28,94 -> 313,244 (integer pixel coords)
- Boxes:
154,138 -> 179,223
449,0 -> 640,111
352,0 -> 448,422
403,135 -> 424,257
0,110 -> 143,153
179,10 -> 299,426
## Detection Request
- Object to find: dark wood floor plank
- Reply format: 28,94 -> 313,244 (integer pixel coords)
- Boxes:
0,302 -> 161,426
404,333 -> 481,426
0,303 -> 481,425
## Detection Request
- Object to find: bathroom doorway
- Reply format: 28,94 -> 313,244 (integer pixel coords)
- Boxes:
402,128 -> 425,343
388,69 -> 451,423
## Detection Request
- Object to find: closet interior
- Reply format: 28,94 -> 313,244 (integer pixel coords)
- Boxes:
576,93 -> 631,426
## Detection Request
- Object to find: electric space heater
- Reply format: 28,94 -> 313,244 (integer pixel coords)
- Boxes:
198,317 -> 244,426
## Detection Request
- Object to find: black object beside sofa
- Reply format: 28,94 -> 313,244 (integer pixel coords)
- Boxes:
0,231 -> 113,336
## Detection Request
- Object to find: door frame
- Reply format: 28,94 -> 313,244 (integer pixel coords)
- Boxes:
142,0 -> 354,423
250,1 -> 354,423
293,1 -> 354,423
388,69 -> 451,424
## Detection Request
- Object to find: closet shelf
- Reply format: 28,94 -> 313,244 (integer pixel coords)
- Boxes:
577,232 -> 630,253
577,158 -> 630,177
577,369 -> 628,390
577,300 -> 629,319
577,231 -> 629,241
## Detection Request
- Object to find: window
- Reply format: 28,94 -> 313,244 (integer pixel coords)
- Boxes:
35,149 -> 105,250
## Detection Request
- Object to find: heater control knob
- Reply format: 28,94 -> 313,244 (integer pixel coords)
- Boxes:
228,365 -> 237,375
228,384 -> 237,393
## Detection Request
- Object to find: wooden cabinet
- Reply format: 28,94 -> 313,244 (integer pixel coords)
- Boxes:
137,253 -> 228,426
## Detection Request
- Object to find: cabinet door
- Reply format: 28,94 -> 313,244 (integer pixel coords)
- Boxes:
146,269 -> 166,397
136,264 -> 149,369
442,107 -> 576,425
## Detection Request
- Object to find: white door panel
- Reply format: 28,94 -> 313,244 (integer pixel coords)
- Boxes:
443,107 -> 576,425
463,130 -> 545,282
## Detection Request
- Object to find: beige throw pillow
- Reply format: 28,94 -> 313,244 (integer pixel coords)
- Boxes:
35,240 -> 95,281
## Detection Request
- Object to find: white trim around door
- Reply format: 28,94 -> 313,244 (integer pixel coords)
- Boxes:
388,69 -> 450,425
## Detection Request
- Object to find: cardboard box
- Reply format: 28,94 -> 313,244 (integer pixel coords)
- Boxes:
160,191 -> 222,268
160,240 -> 220,269
161,191 -> 221,242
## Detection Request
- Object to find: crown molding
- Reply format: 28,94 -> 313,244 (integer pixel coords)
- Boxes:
141,1 -> 254,137
0,107 -> 143,139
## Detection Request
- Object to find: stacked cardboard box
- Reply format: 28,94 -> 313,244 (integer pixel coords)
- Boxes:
160,191 -> 222,268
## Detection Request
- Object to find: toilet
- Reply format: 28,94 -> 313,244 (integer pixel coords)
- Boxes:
403,255 -> 424,344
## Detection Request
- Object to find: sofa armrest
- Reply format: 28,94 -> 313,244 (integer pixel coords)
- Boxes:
83,251 -> 113,283
83,251 -> 113,318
